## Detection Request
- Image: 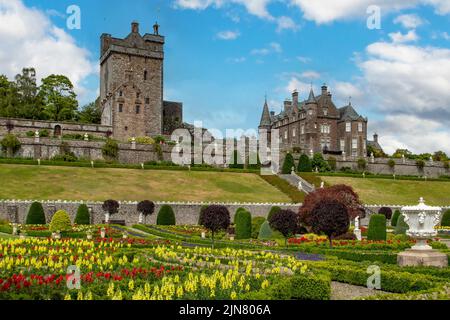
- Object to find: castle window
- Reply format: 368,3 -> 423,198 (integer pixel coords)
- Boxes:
346,122 -> 351,132
340,139 -> 345,151
352,138 -> 358,149
284,131 -> 288,140
119,91 -> 123,97
308,110 -> 313,116
119,104 -> 123,113
144,70 -> 148,81
145,98 -> 150,104
358,122 -> 363,132
293,128 -> 296,137
323,108 -> 328,116
137,92 -> 140,99
125,126 -> 128,131
136,105 -> 140,114
301,125 -> 305,135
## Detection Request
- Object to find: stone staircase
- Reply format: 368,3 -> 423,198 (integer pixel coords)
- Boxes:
279,172 -> 316,194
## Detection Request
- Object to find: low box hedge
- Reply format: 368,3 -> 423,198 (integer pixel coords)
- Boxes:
290,272 -> 331,300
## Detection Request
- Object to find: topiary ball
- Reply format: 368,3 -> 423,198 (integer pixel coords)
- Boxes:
74,204 -> 90,225
367,214 -> 387,241
49,210 -> 72,232
156,205 -> 176,225
25,202 -> 46,225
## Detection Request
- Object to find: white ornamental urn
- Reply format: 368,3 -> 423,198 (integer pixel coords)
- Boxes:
401,198 -> 442,251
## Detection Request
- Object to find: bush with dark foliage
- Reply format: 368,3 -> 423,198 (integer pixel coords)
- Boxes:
378,207 -> 393,220
367,214 -> 387,241
74,204 -> 90,225
391,210 -> 401,227
234,208 -> 252,239
309,200 -> 349,247
267,206 -> 281,221
102,200 -> 120,215
299,184 -> 363,229
297,154 -> 312,172
199,205 -> 231,248
137,200 -> 155,224
268,209 -> 298,245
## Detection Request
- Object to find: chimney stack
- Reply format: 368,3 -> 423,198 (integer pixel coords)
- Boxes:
284,100 -> 292,112
292,90 -> 299,107
153,22 -> 160,35
321,84 -> 328,96
131,21 -> 139,33
374,133 -> 378,143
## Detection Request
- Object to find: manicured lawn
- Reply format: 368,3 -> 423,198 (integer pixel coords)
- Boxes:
0,164 -> 291,203
320,176 -> 450,205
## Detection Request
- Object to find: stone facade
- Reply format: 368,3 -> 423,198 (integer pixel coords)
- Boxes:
0,200 -> 299,226
100,21 -> 183,141
259,86 -> 370,157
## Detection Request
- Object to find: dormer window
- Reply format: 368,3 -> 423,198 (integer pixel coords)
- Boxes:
346,122 -> 351,132
323,108 -> 328,116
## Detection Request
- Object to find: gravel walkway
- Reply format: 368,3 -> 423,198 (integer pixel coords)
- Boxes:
331,282 -> 388,300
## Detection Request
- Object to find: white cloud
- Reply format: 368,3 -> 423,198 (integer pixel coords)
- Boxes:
297,56 -> 311,63
333,82 -> 364,101
227,57 -> 246,63
251,42 -> 282,55
300,71 -> 321,80
371,115 -> 450,154
289,0 -> 450,24
0,0 -> 96,101
276,16 -> 300,32
393,13 -> 425,29
388,30 -> 419,43
174,0 -> 273,18
216,30 -> 240,40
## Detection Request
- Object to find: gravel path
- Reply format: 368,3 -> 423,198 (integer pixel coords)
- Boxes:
331,282 -> 388,300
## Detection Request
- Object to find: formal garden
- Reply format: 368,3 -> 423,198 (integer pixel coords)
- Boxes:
1,183 -> 450,301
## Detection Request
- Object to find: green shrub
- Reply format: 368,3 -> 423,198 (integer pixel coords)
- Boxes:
234,208 -> 252,240
74,204 -> 90,225
388,159 -> 396,169
281,153 -> 295,174
49,210 -> 72,232
102,139 -> 119,160
290,273 -> 331,300
311,153 -> 331,172
258,221 -> 273,240
416,159 -> 425,170
327,156 -> 337,171
395,214 -> 410,235
367,214 -> 387,241
157,205 -> 176,225
267,206 -> 281,221
266,277 -> 292,300
298,154 -> 312,172
25,202 -> 46,225
393,234 -> 409,242
391,210 -> 401,227
251,217 -> 266,239
357,158 -> 367,171
441,210 -> 450,227
1,134 -> 21,157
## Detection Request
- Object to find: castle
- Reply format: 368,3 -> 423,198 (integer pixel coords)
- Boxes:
259,86 -> 380,157
100,21 -> 183,140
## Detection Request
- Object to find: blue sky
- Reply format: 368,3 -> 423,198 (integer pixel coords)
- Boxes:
2,0 -> 450,153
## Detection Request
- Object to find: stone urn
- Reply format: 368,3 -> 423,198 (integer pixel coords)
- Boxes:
100,227 -> 106,239
397,198 -> 447,267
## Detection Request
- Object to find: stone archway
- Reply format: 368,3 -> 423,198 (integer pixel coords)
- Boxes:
54,125 -> 62,137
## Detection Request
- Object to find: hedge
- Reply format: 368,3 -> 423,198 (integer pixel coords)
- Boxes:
391,210 -> 401,227
74,204 -> 90,225
441,210 -> 450,227
290,273 -> 331,300
309,262 -> 440,293
234,208 -> 252,240
395,214 -> 410,235
156,205 -> 176,225
258,221 -> 273,240
298,154 -> 312,172
367,214 -> 387,241
25,202 -> 46,225
281,153 -> 295,174
251,217 -> 266,239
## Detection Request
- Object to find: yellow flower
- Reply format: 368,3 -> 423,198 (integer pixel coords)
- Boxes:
261,280 -> 269,289
230,291 -> 237,300
128,279 -> 135,291
64,293 -> 72,300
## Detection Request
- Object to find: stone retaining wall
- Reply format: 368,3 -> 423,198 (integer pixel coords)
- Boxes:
0,200 -> 300,226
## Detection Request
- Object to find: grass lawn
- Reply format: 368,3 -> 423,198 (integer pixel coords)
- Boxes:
0,164 -> 291,203
320,176 -> 450,205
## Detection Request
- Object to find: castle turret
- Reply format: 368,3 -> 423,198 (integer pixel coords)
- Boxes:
259,98 -> 271,128
306,88 -> 317,105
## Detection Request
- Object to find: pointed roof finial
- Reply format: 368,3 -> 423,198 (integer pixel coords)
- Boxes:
349,96 -> 352,106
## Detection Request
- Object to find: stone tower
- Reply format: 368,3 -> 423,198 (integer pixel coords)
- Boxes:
100,21 -> 164,140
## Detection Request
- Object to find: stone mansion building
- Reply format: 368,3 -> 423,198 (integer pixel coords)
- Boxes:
259,85 -> 377,157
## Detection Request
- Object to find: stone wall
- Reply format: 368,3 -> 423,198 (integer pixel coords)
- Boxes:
0,117 -> 112,139
0,200 -> 300,226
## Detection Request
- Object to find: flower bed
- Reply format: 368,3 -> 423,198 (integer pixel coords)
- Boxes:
0,237 -> 315,300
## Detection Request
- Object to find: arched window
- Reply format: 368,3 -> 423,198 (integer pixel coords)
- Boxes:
144,70 -> 148,81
